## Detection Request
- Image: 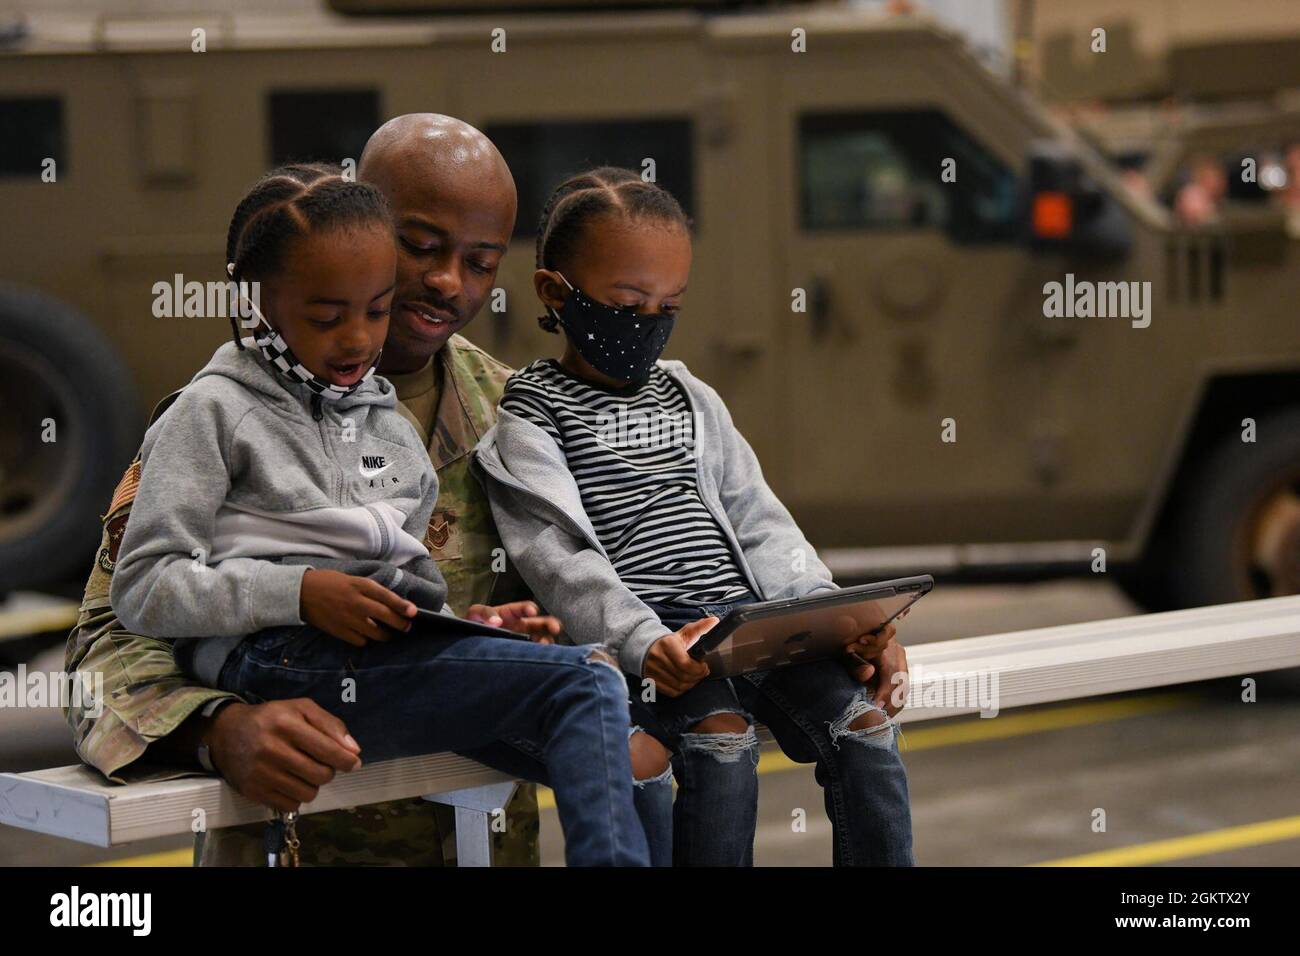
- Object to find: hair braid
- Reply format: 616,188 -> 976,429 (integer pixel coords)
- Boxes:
223,163 -> 391,348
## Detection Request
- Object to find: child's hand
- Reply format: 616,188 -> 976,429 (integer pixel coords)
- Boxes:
300,569 -> 416,647
843,621 -> 897,661
862,641 -> 909,717
643,618 -> 717,697
466,601 -> 563,643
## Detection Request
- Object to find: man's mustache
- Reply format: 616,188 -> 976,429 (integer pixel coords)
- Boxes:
400,298 -> 463,322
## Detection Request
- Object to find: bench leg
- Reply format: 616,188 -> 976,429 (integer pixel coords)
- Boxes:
422,782 -> 518,868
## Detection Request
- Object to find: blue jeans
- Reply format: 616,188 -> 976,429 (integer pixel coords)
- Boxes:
217,624 -> 649,867
631,599 -> 915,867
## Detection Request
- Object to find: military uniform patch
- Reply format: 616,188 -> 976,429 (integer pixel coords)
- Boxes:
97,512 -> 130,573
425,509 -> 462,559
108,460 -> 141,516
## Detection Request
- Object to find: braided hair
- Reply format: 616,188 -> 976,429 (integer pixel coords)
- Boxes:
534,166 -> 691,332
224,163 -> 392,348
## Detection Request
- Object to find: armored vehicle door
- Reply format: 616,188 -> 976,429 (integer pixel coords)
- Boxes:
763,35 -> 1059,554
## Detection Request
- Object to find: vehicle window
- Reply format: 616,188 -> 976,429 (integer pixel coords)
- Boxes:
485,118 -> 695,236
267,89 -> 380,166
799,109 -> 1019,242
0,97 -> 64,178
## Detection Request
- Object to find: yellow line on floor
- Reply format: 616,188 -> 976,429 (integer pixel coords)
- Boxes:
94,810 -> 1300,869
91,848 -> 192,867
894,692 -> 1194,749
1036,814 -> 1300,866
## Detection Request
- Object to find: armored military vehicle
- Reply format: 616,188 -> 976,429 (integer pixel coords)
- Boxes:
2,0 -> 1298,614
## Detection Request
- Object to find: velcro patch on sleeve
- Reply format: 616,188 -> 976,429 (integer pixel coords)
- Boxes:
425,509 -> 462,560
106,460 -> 142,517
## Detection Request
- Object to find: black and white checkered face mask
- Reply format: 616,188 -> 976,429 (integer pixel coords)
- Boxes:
229,263 -> 380,401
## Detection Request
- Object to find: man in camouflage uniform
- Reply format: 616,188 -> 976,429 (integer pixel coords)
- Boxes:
63,114 -> 543,866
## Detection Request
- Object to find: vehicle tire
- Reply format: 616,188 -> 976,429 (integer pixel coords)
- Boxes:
0,284 -> 140,595
1114,549 -> 1184,613
1161,406 -> 1300,609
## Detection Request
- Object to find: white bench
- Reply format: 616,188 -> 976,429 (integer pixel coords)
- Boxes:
5,595 -> 1300,865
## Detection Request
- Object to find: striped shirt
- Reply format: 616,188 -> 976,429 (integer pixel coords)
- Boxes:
499,360 -> 754,607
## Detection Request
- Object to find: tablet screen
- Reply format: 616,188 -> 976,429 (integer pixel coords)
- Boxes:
694,586 -> 925,679
411,608 -> 533,642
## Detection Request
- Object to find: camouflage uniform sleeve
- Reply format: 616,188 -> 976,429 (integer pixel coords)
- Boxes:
64,460 -> 240,784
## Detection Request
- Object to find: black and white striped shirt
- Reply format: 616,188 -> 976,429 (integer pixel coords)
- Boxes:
499,360 -> 754,607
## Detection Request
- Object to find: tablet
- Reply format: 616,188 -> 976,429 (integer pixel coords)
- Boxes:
686,575 -> 933,679
411,608 -> 535,642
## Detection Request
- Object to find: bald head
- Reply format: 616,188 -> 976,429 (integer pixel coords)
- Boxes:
359,114 -> 518,373
359,113 -> 515,205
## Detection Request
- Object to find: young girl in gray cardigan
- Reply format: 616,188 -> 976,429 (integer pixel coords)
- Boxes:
474,167 -> 915,867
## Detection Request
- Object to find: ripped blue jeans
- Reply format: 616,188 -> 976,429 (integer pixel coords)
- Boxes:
629,599 -> 914,867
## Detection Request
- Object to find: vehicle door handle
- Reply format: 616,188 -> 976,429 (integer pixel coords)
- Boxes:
805,275 -> 857,343
808,275 -> 832,340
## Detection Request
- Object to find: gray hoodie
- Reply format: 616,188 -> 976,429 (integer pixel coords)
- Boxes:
111,339 -> 444,681
472,359 -> 836,677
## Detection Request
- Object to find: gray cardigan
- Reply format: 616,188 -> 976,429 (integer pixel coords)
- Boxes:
472,359 -> 836,676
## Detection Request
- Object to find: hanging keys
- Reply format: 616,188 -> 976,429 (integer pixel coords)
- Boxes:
264,815 -> 285,867
264,811 -> 301,867
283,811 -> 301,868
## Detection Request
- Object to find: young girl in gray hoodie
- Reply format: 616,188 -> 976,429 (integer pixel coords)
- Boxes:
473,167 -> 915,867
109,164 -> 652,867
112,167 -> 445,681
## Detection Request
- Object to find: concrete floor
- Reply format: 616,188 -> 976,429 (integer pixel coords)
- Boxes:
3,580 -> 1298,866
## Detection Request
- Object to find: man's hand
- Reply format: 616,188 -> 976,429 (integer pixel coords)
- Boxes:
642,618 -> 717,697
300,569 -> 416,646
466,601 -> 563,644
205,699 -> 363,813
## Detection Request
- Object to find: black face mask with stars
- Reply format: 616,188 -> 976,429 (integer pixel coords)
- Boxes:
549,273 -> 675,385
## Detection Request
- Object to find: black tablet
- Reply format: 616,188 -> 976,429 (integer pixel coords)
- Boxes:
686,575 -> 933,679
412,608 -> 535,642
